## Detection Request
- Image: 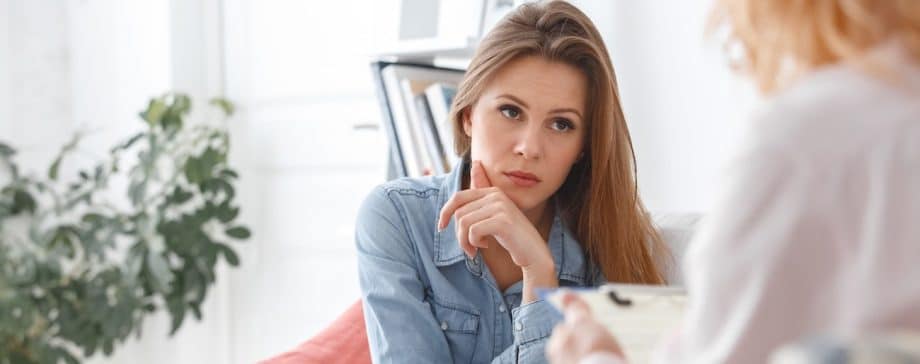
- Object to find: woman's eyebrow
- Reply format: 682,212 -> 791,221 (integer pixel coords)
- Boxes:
496,93 -> 583,119
497,93 -> 530,108
549,107 -> 583,120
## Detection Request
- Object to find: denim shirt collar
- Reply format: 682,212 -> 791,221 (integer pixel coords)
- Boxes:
432,158 -> 590,285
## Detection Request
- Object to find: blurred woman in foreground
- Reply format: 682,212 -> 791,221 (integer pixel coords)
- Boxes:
548,1 -> 920,363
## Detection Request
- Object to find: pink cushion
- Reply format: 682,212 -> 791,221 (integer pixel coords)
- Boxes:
260,299 -> 371,364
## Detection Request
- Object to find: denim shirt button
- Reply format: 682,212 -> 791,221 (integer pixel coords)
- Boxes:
499,304 -> 506,313
514,322 -> 523,331
440,321 -> 448,331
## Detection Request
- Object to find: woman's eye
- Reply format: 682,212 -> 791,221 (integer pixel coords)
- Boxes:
551,119 -> 575,132
499,105 -> 520,119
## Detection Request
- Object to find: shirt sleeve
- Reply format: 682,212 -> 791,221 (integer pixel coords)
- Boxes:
492,300 -> 562,363
653,123 -> 838,363
355,186 -> 453,364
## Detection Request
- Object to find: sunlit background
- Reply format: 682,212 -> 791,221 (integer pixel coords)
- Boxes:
0,0 -> 756,363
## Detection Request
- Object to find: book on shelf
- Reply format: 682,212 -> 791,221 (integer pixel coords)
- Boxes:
424,83 -> 460,167
414,94 -> 449,174
400,78 -> 436,175
380,66 -> 423,177
375,63 -> 464,178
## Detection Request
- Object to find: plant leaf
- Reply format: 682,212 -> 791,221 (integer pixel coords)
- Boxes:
111,132 -> 145,154
215,243 -> 240,266
128,180 -> 147,206
49,156 -> 62,180
166,186 -> 194,205
141,98 -> 167,126
0,141 -> 15,157
173,94 -> 191,115
225,226 -> 250,240
12,188 -> 36,214
145,252 -> 173,294
102,338 -> 114,356
199,147 -> 221,178
190,301 -> 203,320
209,97 -> 235,116
56,348 -> 80,364
216,203 -> 239,223
167,297 -> 186,336
184,157 -> 202,184
220,168 -> 239,180
48,133 -> 82,180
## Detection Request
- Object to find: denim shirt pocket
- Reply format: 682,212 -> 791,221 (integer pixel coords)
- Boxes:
427,297 -> 480,364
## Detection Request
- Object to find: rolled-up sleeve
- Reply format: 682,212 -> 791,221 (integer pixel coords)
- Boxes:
355,186 -> 451,363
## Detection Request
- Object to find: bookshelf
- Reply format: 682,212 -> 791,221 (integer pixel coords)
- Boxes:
371,61 -> 465,179
377,37 -> 478,64
371,0 -> 521,180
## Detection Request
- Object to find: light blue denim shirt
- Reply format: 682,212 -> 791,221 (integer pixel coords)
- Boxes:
356,158 -> 605,364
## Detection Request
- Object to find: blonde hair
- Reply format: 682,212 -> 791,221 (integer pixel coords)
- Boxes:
449,0 -> 668,284
710,0 -> 920,93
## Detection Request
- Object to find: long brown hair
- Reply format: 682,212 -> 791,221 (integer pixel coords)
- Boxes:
450,0 -> 669,284
709,0 -> 920,93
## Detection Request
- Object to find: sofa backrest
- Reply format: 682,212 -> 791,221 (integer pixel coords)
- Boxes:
654,213 -> 702,286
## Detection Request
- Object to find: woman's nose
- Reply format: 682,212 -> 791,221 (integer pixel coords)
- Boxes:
513,124 -> 543,160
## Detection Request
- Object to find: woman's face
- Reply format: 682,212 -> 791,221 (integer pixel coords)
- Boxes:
463,55 -> 587,215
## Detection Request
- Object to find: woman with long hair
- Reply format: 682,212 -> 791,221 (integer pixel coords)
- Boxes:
547,1 -> 920,362
356,1 -> 670,362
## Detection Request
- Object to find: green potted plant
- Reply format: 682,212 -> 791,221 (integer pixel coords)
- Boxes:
0,93 -> 249,363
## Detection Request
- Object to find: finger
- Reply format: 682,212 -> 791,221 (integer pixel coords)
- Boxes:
562,297 -> 592,325
560,292 -> 592,319
458,205 -> 499,248
455,216 -> 474,258
546,324 -> 571,362
459,237 -> 477,259
456,206 -> 496,256
468,213 -> 535,265
468,217 -> 507,251
560,292 -> 591,312
453,194 -> 492,218
471,160 -> 493,189
437,189 -> 491,230
565,306 -> 590,325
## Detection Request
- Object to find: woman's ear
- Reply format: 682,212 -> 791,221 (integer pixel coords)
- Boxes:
462,109 -> 472,137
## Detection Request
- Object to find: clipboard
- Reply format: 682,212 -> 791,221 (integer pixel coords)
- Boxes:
540,284 -> 687,363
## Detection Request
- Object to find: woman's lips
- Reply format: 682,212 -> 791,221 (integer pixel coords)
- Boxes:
504,171 -> 540,187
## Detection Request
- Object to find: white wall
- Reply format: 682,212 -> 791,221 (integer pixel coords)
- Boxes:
1,0 -> 73,168
220,1 -> 398,362
0,0 -> 10,140
573,0 -> 759,214
0,0 -> 173,170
